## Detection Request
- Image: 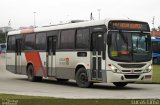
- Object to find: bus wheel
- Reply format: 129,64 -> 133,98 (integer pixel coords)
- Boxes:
57,78 -> 69,82
27,65 -> 42,82
76,67 -> 92,88
113,82 -> 128,88
153,58 -> 158,64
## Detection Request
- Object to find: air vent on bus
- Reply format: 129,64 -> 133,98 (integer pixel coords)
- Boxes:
122,70 -> 142,73
124,75 -> 140,79
118,64 -> 146,68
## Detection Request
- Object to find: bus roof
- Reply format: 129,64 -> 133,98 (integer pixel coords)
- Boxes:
7,19 -> 148,36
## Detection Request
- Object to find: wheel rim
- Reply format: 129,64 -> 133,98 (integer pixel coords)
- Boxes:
79,73 -> 88,84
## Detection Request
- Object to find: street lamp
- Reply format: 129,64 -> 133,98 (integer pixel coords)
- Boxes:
97,9 -> 101,20
33,12 -> 36,27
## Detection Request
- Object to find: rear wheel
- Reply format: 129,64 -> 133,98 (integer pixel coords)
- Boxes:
113,82 -> 128,87
27,65 -> 42,82
76,67 -> 92,88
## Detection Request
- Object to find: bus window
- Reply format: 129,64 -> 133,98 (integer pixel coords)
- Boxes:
36,32 -> 47,51
7,36 -> 16,52
76,28 -> 89,49
24,34 -> 36,50
60,29 -> 75,49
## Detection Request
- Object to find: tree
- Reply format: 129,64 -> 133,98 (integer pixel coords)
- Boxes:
152,28 -> 157,31
0,33 -> 6,43
158,26 -> 160,31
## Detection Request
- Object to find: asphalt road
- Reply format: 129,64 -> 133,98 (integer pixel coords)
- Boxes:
0,54 -> 160,99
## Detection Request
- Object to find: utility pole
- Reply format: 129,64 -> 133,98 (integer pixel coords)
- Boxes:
97,9 -> 101,20
90,12 -> 93,20
152,16 -> 155,29
8,19 -> 11,27
152,16 -> 155,37
33,12 -> 36,28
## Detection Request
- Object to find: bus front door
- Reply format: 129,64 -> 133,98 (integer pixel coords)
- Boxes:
47,36 -> 56,77
91,33 -> 104,80
16,39 -> 22,74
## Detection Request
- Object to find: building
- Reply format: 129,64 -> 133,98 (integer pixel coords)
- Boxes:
151,31 -> 160,37
0,27 -> 13,33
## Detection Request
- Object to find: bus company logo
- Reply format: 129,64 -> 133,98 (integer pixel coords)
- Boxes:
131,69 -> 134,73
59,58 -> 70,65
2,99 -> 18,105
65,58 -> 69,65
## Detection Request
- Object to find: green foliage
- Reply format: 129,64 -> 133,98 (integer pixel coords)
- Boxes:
153,65 -> 160,83
0,33 -> 6,43
0,94 -> 135,105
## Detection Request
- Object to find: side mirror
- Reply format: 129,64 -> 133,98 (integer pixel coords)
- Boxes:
107,34 -> 112,45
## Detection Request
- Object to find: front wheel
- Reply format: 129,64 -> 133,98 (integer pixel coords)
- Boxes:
76,67 -> 92,88
113,82 -> 128,88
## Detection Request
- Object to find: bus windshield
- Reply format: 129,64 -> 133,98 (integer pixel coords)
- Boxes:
108,31 -> 152,62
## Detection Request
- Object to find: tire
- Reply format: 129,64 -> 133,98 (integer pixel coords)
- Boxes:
57,78 -> 69,82
113,82 -> 128,88
75,67 -> 92,88
153,58 -> 158,64
27,65 -> 42,82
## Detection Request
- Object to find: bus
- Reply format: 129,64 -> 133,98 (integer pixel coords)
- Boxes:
6,19 -> 152,88
0,43 -> 6,54
152,37 -> 160,64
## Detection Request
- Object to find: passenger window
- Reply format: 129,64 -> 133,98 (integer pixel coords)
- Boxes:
36,32 -> 46,51
24,33 -> 35,50
76,29 -> 89,49
60,30 -> 75,49
7,36 -> 16,51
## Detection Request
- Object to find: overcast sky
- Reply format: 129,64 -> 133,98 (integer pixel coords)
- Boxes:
0,0 -> 160,29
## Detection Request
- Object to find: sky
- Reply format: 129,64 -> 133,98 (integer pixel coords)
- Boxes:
0,0 -> 160,29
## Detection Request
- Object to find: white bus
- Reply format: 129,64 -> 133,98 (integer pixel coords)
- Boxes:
6,19 -> 152,88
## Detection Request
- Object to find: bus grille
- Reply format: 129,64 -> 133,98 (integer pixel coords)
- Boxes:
124,75 -> 140,79
118,64 -> 146,68
122,70 -> 142,73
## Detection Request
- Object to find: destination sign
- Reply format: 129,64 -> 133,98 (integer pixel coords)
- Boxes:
109,21 -> 150,31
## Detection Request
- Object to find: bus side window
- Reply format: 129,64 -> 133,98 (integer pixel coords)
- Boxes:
24,33 -> 36,50
7,36 -> 16,52
76,28 -> 89,49
36,32 -> 47,51
60,29 -> 75,49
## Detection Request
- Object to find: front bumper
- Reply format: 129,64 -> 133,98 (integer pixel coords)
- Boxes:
106,70 -> 152,83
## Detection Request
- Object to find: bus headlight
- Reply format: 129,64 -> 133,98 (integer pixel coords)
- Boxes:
109,65 -> 121,73
143,65 -> 152,73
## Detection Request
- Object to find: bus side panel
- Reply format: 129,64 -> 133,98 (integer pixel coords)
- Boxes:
24,51 -> 47,77
36,52 -> 46,77
20,52 -> 27,75
6,53 -> 16,73
55,51 -> 91,79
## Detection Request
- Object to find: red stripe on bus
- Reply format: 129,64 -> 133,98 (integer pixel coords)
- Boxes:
25,51 -> 47,77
